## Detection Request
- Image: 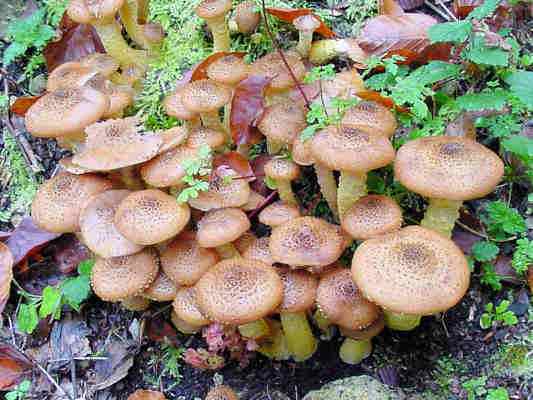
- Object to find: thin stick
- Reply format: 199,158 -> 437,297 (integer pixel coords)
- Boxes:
247,190 -> 278,219
424,0 -> 451,21
436,0 -> 458,21
70,359 -> 77,400
28,356 -> 74,400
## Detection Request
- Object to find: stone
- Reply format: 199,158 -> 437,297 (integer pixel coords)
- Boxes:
303,376 -> 407,400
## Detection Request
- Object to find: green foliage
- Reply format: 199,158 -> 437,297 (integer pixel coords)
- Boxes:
176,145 -> 212,203
480,264 -> 503,291
472,241 -> 500,262
471,241 -> 503,291
338,0 -> 378,36
511,238 -> 533,275
5,380 -> 31,400
504,70 -> 533,109
145,343 -> 184,390
480,300 -> 518,329
455,89 -> 508,112
304,64 -> 336,83
486,388 -> 509,400
42,0 -> 69,26
481,201 -> 526,240
161,343 -> 184,385
462,376 -> 487,400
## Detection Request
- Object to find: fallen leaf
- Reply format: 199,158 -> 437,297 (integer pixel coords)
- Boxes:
0,231 -> 11,241
396,0 -> 424,11
380,0 -> 406,15
0,243 -> 14,315
453,0 -> 483,19
191,52 -> 246,81
49,234 -> 91,275
90,338 -> 136,391
213,152 -> 255,182
146,316 -> 180,346
287,81 -> 321,107
0,342 -> 32,390
266,8 -> 336,38
493,255 -> 521,285
452,228 -> 481,254
356,90 -> 409,113
10,95 -> 44,117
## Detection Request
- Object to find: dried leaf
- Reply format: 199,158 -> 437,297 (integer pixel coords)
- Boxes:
250,155 -> 273,197
0,243 -> 14,315
90,338 -> 136,391
49,234 -> 91,275
191,52 -> 246,81
213,152 -> 255,182
453,0 -> 483,18
396,0 -> 424,11
493,255 -> 521,285
356,90 -> 409,113
452,228 -> 481,254
0,343 -> 31,390
146,317 -> 180,347
266,8 -> 336,38
10,95 -> 44,117
380,0 -> 406,15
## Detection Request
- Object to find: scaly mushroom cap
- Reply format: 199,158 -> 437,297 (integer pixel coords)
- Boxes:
292,135 -> 315,166
172,286 -> 211,327
233,231 -> 257,253
197,208 -> 251,248
186,126 -> 226,149
127,390 -> 166,400
25,87 -> 109,138
114,189 -> 191,245
264,158 -> 300,181
32,172 -> 112,233
342,101 -> 397,138
91,249 -> 159,302
80,190 -> 144,258
394,136 -> 504,201
195,258 -> 283,325
310,125 -> 395,173
79,53 -> 119,77
67,0 -> 124,23
277,267 -> 318,313
352,226 -> 470,315
258,201 -> 300,227
101,82 -> 134,118
161,238 -> 219,286
46,62 -> 104,91
140,145 -> 197,187
293,14 -> 321,31
163,89 -> 199,121
158,126 -> 189,154
143,272 -> 178,301
181,79 -> 232,113
206,55 -> 249,86
341,195 -> 403,240
258,101 -> 306,145
205,386 -> 239,400
72,117 -> 163,171
195,0 -> 232,19
234,1 -> 260,34
340,312 -> 385,340
269,217 -> 345,267
317,268 -> 381,330
242,236 -> 274,266
251,52 -> 306,91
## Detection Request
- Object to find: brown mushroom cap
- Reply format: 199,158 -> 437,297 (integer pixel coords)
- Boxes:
292,135 -> 315,166
142,271 -> 178,301
394,136 -> 504,201
342,101 -> 397,138
186,126 -> 226,149
67,0 -> 124,23
161,238 -> 219,286
251,52 -> 306,91
158,126 -> 189,153
352,226 -> 470,315
31,172 -> 112,233
317,268 -> 381,330
181,79 -> 232,113
341,195 -> 403,240
258,201 -> 300,227
59,157 -> 95,175
258,101 -> 306,145
80,53 -> 119,77
234,1 -> 260,34
269,216 -> 345,267
25,87 -> 109,138
101,82 -> 134,118
114,189 -> 191,245
91,249 -> 159,302
195,0 -> 232,19
121,296 -> 151,311
205,386 -> 239,400
241,190 -> 266,211
0,243 -> 14,313
206,55 -> 249,86
46,62 -> 104,92
242,236 -> 274,266
195,258 -> 283,325
339,312 -> 385,340
264,158 -> 300,181
163,89 -> 199,121
127,389 -> 166,400
80,190 -> 144,258
140,145 -> 197,188
277,267 -> 318,313
293,14 -> 321,31
172,286 -> 211,327
233,231 -> 257,253
310,125 -> 395,173
197,208 -> 251,248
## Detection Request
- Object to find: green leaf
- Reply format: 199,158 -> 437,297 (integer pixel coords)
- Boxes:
502,136 -> 533,160
265,176 -> 278,190
428,20 -> 472,44
78,259 -> 95,276
500,311 -> 518,326
472,241 -> 499,262
2,42 -> 27,66
409,61 -> 461,86
483,201 -> 526,239
511,238 -> 533,275
17,303 -> 39,334
486,388 -> 509,400
463,35 -> 509,66
504,70 -> 533,109
480,264 -> 502,291
39,286 -> 62,318
495,300 -> 510,314
456,90 -> 508,112
61,275 -> 92,309
467,0 -> 501,20
300,125 -> 319,141
480,312 -> 493,329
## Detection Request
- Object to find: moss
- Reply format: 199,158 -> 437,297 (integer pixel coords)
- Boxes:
492,332 -> 533,378
302,376 -> 405,400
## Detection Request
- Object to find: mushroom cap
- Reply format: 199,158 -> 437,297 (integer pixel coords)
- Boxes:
31,172 -> 112,233
25,87 -> 108,138
258,201 -> 300,227
172,286 -> 211,327
293,14 -> 321,31
233,231 -> 257,253
46,62 -> 105,92
59,157 -> 95,175
310,125 -> 395,173
158,126 -> 189,154
264,158 -> 300,181
67,0 -> 124,23
140,145 -> 197,188
195,258 -> 283,325
91,249 -> 159,302
277,267 -> 318,313
72,117 -> 163,171
197,208 -> 251,247
101,82 -> 134,118
341,195 -> 403,240
186,126 -> 226,149
342,101 -> 397,138
195,0 -> 232,19
241,190 -> 266,211
127,390 -> 166,400
292,135 -> 315,166
181,79 -> 232,113
205,386 -> 239,400
234,0 -> 260,34
317,268 -> 381,330
352,225 -> 470,315
394,136 -> 504,201
339,312 -> 385,340
114,189 -> 191,245
251,52 -> 306,91
269,217 -> 345,267
163,89 -> 198,121
242,236 -> 274,265
79,53 -> 119,77
161,238 -> 219,286
258,101 -> 306,145
0,243 -> 14,313
80,190 -> 144,258
142,272 -> 178,301
206,55 -> 249,86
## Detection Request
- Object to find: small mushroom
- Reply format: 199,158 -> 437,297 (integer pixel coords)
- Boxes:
206,55 -> 249,86
163,88 -> 201,129
172,286 -> 211,333
258,101 -> 306,154
241,190 -> 266,211
196,0 -> 233,52
142,271 -> 177,302
79,53 -> 119,77
205,385 -> 239,400
230,1 -> 260,34
241,236 -> 274,266
46,62 -> 105,92
127,389 -> 166,400
119,0 -> 164,50
293,14 -> 321,58
256,318 -> 290,361
251,51 -> 306,96
100,81 -> 135,118
158,126 -> 190,154
341,101 -> 397,138
264,158 -> 300,206
140,145 -> 197,188
121,296 -> 151,311
0,243 -> 14,314
186,126 -> 226,150
309,38 -> 367,66
258,201 -> 300,227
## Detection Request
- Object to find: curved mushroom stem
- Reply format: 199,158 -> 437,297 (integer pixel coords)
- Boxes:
275,179 -> 298,207
296,29 -> 315,58
216,243 -> 240,259
339,338 -> 372,365
338,171 -> 367,219
238,318 -> 271,339
205,15 -> 231,52
266,138 -> 284,155
420,199 -> 462,238
383,310 -> 421,331
280,311 -> 318,361
258,319 -> 291,360
314,164 -> 339,220
121,296 -> 150,311
119,0 -> 149,49
200,111 -> 225,131
56,131 -> 86,151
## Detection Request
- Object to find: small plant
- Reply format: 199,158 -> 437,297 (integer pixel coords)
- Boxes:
481,201 -> 527,240
486,387 -> 509,400
511,237 -> 533,276
480,300 -> 518,329
6,380 -> 31,400
176,145 -> 213,203
145,343 -> 184,390
462,376 -> 487,400
470,241 -> 503,291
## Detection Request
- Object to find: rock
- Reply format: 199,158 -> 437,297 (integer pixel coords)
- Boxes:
302,376 -> 408,400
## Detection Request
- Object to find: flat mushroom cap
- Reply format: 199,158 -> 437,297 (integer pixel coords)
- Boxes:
114,189 -> 191,245
317,268 -> 381,330
394,136 -> 504,201
91,249 -> 159,302
251,52 -> 306,91
127,390 -> 166,400
277,267 -> 318,313
25,87 -> 108,138
269,216 -> 345,267
352,225 -> 470,315
242,236 -> 274,266
59,157 -> 95,175
172,286 -> 211,327
206,55 -> 249,85
158,126 -> 189,154
264,159 -> 300,181
341,101 -> 397,138
258,201 -> 300,227
32,172 -> 112,233
310,125 -> 395,173
101,82 -> 135,118
79,53 -> 119,77
163,89 -> 198,121
205,386 -> 239,400
234,1 -> 260,34
293,14 -> 321,31
161,238 -> 219,286
46,62 -> 104,91
197,208 -> 251,248
143,272 -> 178,301
195,258 -> 283,325
292,135 -> 315,166
80,190 -> 144,258
341,195 -> 403,240
258,101 -> 306,145
186,126 -> 226,149
195,0 -> 232,19
140,146 -> 197,188
181,79 -> 232,113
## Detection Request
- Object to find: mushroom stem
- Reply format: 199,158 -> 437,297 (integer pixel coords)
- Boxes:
420,199 -> 462,238
200,111 -> 225,131
314,164 -> 339,220
121,296 -> 150,311
280,311 -> 318,361
309,39 -> 338,64
313,309 -> 335,340
216,243 -> 240,259
267,138 -> 284,155
120,166 -> 145,190
205,15 -> 231,52
238,318 -> 271,339
339,338 -> 372,365
338,171 -> 367,218
119,0 -> 149,49
383,310 -> 421,331
274,180 -> 298,207
296,29 -> 315,58
171,312 -> 202,334
258,319 -> 291,360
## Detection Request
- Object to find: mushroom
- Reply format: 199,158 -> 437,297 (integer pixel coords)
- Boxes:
256,318 -> 290,361
79,53 -> 119,77
263,158 -> 300,206
140,145 -> 197,188
251,51 -> 306,98
352,226 -> 470,330
206,55 -> 249,86
186,126 -> 226,150
341,101 -> 397,138
258,101 -> 306,154
163,88 -> 201,129
46,62 -> 105,92
121,296 -> 151,311
100,81 -> 135,118
127,390 -> 166,400
258,201 -> 300,227
205,385 -> 239,400
233,231 -> 258,254
241,190 -> 266,211
114,189 -> 191,245
31,172 -> 112,233
0,243 -> 14,314
195,0 -> 233,52
158,126 -> 190,153
241,236 -> 274,266
394,136 -> 504,238
293,14 -> 321,58
230,1 -> 260,34
142,271 -> 177,302
119,0 -> 164,50
309,38 -> 367,65
172,286 -> 211,334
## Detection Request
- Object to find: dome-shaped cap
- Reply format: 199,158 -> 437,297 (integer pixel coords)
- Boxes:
241,190 -> 266,211
310,125 -> 395,173
258,101 -> 306,145
161,238 -> 219,286
342,101 -> 397,138
339,312 -> 385,340
127,390 -> 166,400
264,158 -> 300,181
186,126 -> 226,149
80,190 -> 144,258
195,258 -> 283,325
292,135 -> 315,166
352,226 -> 470,315
270,217 -> 344,267
206,55 -> 249,86
67,0 -> 124,23
234,1 -> 260,34
32,172 -> 112,233
317,268 -> 381,330
25,87 -> 108,138
79,53 -> 119,77
59,157 -> 95,175
293,14 -> 321,31
242,236 -> 274,266
172,286 -> 211,327
158,126 -> 189,154
140,145 -> 197,188
277,267 -> 318,313
394,136 -> 504,201
181,79 -> 232,113
205,386 -> 239,400
197,208 -> 250,248
91,249 -> 159,301
341,195 -> 402,240
251,52 -> 306,91
114,189 -> 191,245
195,0 -> 232,19
142,271 -> 177,301
163,89 -> 198,121
258,201 -> 300,227
46,62 -> 104,92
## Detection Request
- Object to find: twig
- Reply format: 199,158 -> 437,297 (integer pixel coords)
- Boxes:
248,190 -> 278,219
21,351 -> 74,400
456,220 -> 489,239
436,0 -> 458,21
70,359 -> 77,400
48,356 -> 109,363
424,0 -> 452,21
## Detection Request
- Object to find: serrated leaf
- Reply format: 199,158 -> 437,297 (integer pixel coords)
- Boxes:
428,21 -> 472,44
463,35 -> 509,66
501,136 -> 533,159
504,70 -> 533,109
17,303 -> 39,334
61,275 -> 91,309
2,42 -> 28,66
409,61 -> 461,85
466,0 -> 501,20
472,241 -> 499,262
39,286 -> 62,319
456,90 -> 508,111
77,259 -> 95,276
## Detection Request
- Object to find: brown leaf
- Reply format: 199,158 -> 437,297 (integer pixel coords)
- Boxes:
146,317 -> 180,347
10,95 -> 44,117
493,255 -> 521,285
191,52 -> 247,81
49,234 -> 91,275
452,228 -> 481,254
380,0 -> 406,15
356,90 -> 409,113
396,0 -> 424,11
0,243 -> 14,315
213,152 -> 255,182
250,155 -> 273,197
453,0 -> 483,19
0,343 -> 31,390
266,8 -> 336,38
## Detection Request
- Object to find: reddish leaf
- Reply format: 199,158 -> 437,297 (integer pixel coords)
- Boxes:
146,317 -> 179,347
0,343 -> 31,390
191,52 -> 247,82
356,90 -> 409,113
266,8 -> 336,38
49,234 -> 91,275
0,243 -> 14,315
10,95 -> 44,117
213,152 -> 255,182
452,228 -> 481,255
250,155 -> 273,197
494,255 -> 521,285
453,0 -> 483,18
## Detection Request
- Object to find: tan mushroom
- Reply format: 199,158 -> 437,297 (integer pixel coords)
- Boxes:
205,385 -> 239,400
158,126 -> 190,154
230,1 -> 260,34
186,126 -> 226,150
258,101 -> 306,154
79,53 -> 119,77
172,286 -> 211,333
121,296 -> 151,311
206,55 -> 249,86
264,158 -> 300,206
341,101 -> 397,138
309,38 -> 367,65
140,145 -> 197,188
163,88 -> 201,129
258,201 -> 300,227
293,14 -> 321,58
46,62 -> 105,92
251,51 -> 306,97
196,0 -> 233,52
142,271 -> 178,302
241,236 -> 274,266
0,243 -> 14,314
127,389 -> 166,400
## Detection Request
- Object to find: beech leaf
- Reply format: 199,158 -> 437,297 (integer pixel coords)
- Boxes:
0,243 -> 14,315
250,155 -> 273,197
10,95 -> 44,117
266,8 -> 336,38
213,152 -> 255,182
191,52 -> 247,81
453,0 -> 484,18
0,343 -> 31,390
356,90 -> 409,113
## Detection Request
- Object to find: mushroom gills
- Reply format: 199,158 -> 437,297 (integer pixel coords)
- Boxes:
238,318 -> 271,339
338,171 -> 367,218
420,199 -> 462,238
383,310 -> 422,331
339,338 -> 372,365
280,311 -> 318,362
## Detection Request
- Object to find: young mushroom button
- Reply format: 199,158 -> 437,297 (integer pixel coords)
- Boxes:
232,1 -> 260,34
293,14 -> 321,58
264,159 -> 300,206
195,0 -> 233,52
127,390 -> 167,400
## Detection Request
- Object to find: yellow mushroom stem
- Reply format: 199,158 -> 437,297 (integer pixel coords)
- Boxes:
314,164 -> 339,220
200,111 -> 225,131
280,311 -> 318,361
216,243 -> 240,259
273,179 -> 298,206
267,138 -> 284,155
339,338 -> 372,365
383,310 -> 421,331
420,199 -> 462,238
238,318 -> 271,339
205,15 -> 231,52
121,296 -> 150,311
338,171 -> 367,218
119,0 -> 149,49
313,308 -> 335,340
296,29 -> 315,58
257,319 -> 290,360
309,39 -> 340,65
